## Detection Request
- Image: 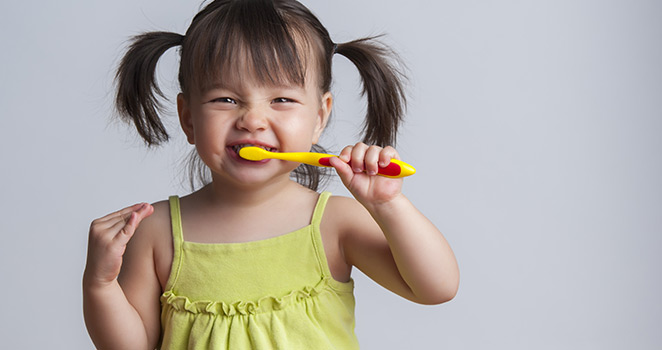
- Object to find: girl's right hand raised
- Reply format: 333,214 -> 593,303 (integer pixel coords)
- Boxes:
84,203 -> 154,288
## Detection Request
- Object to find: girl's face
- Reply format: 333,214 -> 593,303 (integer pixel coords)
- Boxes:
178,68 -> 332,187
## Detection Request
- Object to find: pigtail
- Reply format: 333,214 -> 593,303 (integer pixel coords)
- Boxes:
115,32 -> 184,146
334,37 -> 407,146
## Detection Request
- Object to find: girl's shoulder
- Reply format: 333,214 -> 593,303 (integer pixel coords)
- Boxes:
324,195 -> 376,234
326,194 -> 362,213
127,198 -> 173,261
135,199 -> 172,243
127,199 -> 174,289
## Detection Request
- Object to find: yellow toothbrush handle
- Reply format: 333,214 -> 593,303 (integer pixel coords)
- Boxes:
239,147 -> 416,178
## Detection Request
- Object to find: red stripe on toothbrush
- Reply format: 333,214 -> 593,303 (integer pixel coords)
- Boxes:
319,157 -> 332,166
319,157 -> 402,177
378,162 -> 402,177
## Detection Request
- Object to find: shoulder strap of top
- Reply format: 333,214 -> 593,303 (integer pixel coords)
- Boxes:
165,195 -> 184,291
311,191 -> 332,228
310,191 -> 333,280
169,195 -> 184,246
309,192 -> 355,291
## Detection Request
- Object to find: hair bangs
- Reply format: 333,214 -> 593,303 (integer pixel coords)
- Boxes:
180,0 -> 315,95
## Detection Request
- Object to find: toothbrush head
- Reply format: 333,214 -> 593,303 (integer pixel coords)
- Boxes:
238,146 -> 269,161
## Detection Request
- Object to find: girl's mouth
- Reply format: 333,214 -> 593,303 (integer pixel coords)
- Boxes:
230,144 -> 277,154
227,143 -> 278,163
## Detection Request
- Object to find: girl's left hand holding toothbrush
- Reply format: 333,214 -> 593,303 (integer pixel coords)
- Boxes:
329,143 -> 404,208
328,142 -> 459,304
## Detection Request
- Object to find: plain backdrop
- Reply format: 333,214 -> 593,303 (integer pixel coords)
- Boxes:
1,0 -> 660,349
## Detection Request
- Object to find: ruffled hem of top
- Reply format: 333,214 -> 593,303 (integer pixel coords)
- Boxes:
161,278 -> 336,317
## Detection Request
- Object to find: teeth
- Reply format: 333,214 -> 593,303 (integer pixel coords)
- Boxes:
233,144 -> 274,153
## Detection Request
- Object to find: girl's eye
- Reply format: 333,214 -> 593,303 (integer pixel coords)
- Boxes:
212,97 -> 236,104
272,97 -> 295,104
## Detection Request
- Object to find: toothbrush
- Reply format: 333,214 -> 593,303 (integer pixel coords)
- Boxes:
238,146 -> 416,178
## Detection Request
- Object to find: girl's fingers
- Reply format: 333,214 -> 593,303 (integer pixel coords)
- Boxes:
349,142 -> 368,173
95,203 -> 148,225
113,204 -> 154,244
113,213 -> 139,247
337,143 -> 401,177
379,146 -> 400,167
338,145 -> 354,163
90,203 -> 153,243
364,145 -> 383,175
329,156 -> 354,186
108,214 -> 132,239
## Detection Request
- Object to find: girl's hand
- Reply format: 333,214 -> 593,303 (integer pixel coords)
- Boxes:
329,142 -> 404,208
84,203 -> 154,288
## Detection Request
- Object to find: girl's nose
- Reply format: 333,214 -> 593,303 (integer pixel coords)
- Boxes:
236,108 -> 268,132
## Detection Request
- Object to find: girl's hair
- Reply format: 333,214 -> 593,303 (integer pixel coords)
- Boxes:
115,0 -> 407,191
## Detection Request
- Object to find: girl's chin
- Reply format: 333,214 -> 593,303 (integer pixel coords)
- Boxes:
212,164 -> 295,186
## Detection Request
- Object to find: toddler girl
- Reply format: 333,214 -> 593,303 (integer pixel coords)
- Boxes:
83,0 -> 459,349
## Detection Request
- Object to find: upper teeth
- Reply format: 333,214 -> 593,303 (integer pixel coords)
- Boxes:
233,144 -> 273,152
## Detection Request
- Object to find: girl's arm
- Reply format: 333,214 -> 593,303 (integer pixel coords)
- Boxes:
329,143 -> 459,304
83,203 -> 162,349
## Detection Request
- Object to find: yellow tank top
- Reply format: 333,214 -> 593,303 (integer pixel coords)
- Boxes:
159,192 -> 359,349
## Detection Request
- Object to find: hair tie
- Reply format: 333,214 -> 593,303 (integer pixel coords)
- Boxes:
332,43 -> 338,54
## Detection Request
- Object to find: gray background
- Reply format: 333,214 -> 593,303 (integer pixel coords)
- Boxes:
1,0 -> 660,348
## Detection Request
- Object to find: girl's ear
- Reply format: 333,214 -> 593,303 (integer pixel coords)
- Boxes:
313,92 -> 333,144
177,93 -> 195,144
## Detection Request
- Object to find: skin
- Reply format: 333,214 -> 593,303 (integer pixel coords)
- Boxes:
83,67 -> 459,349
